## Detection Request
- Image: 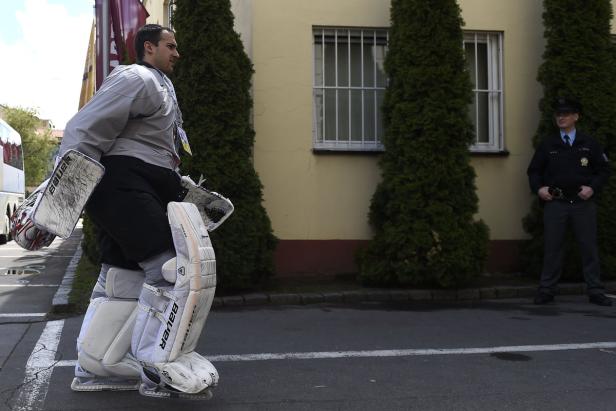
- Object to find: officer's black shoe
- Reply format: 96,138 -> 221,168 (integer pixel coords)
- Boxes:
589,294 -> 612,307
533,292 -> 554,305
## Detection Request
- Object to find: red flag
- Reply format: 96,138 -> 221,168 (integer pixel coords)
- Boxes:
95,0 -> 149,90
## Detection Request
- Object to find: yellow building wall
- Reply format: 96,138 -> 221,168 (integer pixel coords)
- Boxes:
462,0 -> 544,240
252,0 -> 388,241
251,0 -> 545,242
142,0 -> 169,26
143,0 -> 616,273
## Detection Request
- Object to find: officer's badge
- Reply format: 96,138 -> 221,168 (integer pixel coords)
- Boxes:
580,157 -> 589,167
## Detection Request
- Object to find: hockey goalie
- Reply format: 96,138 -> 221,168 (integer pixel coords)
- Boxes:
11,151 -> 233,400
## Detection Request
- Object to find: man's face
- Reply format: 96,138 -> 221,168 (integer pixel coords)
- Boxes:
147,30 -> 179,75
555,111 -> 579,130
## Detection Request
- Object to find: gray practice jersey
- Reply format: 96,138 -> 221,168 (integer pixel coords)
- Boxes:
60,64 -> 180,170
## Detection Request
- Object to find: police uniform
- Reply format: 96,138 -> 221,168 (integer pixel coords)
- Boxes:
527,100 -> 611,304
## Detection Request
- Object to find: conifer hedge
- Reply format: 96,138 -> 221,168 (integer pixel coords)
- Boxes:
359,0 -> 489,287
522,0 -> 616,280
172,0 -> 277,290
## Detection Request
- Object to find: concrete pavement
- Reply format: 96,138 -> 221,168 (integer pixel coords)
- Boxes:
3,227 -> 616,410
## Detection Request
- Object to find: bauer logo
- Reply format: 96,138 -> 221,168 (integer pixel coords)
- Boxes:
159,302 -> 179,350
48,156 -> 74,195
162,370 -> 172,382
178,266 -> 186,276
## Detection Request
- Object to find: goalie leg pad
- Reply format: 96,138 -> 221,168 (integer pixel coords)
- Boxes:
131,202 -> 217,395
72,267 -> 145,391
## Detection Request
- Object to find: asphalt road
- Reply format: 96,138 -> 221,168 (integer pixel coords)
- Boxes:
1,231 -> 616,411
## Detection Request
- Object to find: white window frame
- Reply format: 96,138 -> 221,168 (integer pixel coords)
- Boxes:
464,31 -> 504,153
312,27 -> 388,152
165,0 -> 176,29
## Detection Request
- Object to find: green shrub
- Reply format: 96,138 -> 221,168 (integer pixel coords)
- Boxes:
173,0 -> 277,291
359,0 -> 489,288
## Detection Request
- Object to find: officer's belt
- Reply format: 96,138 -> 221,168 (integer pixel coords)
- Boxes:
551,187 -> 583,203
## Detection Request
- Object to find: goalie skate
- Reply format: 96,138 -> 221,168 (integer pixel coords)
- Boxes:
139,365 -> 213,400
71,364 -> 140,392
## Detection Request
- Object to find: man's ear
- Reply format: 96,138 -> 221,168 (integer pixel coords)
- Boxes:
143,40 -> 155,56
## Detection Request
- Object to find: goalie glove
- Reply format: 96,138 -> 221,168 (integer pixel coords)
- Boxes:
10,181 -> 56,251
180,175 -> 234,231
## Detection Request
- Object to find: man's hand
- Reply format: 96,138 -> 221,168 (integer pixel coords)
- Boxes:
538,186 -> 553,201
578,185 -> 594,200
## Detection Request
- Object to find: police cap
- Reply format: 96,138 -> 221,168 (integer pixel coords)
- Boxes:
553,97 -> 581,114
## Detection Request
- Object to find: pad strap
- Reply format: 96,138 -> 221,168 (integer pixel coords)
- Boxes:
142,283 -> 178,301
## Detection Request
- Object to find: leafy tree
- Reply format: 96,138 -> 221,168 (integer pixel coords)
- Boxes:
359,0 -> 489,288
3,106 -> 56,188
172,0 -> 277,291
522,0 -> 616,280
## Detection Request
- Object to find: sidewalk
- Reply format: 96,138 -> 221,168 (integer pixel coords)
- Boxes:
212,281 -> 612,308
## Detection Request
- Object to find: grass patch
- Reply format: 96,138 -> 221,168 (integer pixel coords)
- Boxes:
67,254 -> 100,314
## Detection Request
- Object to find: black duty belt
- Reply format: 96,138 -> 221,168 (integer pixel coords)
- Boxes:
548,187 -> 583,204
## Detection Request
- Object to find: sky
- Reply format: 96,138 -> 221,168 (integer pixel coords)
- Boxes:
0,0 -> 94,129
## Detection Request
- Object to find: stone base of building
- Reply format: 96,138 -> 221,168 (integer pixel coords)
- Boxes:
274,239 -> 525,277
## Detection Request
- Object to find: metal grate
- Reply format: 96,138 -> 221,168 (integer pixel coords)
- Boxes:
313,28 -> 388,151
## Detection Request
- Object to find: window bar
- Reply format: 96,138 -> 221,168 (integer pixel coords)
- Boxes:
489,33 -> 498,147
348,30 -> 352,142
374,30 -> 377,142
313,31 -> 317,144
322,30 -> 326,142
361,30 -> 365,144
487,33 -> 493,146
335,30 -> 339,143
474,33 -> 479,145
498,33 -> 504,147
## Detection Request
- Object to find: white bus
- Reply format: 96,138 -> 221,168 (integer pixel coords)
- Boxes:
0,118 -> 25,244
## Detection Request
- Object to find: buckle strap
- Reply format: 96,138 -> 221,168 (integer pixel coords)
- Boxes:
142,283 -> 178,301
137,302 -> 166,323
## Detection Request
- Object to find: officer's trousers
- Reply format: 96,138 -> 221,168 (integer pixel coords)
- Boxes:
539,200 -> 604,296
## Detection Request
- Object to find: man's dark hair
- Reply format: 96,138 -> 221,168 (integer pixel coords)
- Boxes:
135,24 -> 174,62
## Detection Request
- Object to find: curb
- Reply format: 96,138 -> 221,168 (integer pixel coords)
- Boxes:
51,235 -> 83,313
211,281 -> 616,308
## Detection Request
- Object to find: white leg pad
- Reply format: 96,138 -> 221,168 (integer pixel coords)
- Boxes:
77,268 -> 144,379
132,202 -> 218,395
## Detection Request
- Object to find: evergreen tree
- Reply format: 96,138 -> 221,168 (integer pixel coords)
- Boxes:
4,106 -> 55,188
522,0 -> 616,280
172,0 -> 277,290
359,0 -> 489,287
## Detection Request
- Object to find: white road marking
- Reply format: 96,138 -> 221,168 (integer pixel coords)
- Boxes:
52,239 -> 82,306
0,255 -> 75,258
0,284 -> 60,287
14,320 -> 64,411
53,341 -> 616,366
0,313 -> 47,317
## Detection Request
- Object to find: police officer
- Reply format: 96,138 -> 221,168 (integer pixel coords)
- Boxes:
527,97 -> 611,306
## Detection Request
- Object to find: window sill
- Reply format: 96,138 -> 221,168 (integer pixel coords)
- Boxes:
470,150 -> 510,157
312,147 -> 384,155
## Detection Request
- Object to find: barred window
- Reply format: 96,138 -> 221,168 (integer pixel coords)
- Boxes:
464,31 -> 504,152
313,28 -> 388,151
